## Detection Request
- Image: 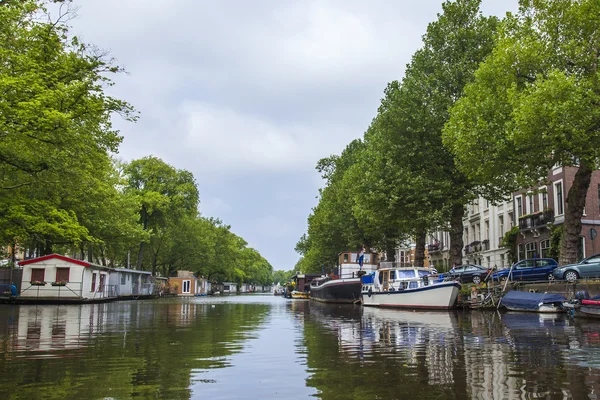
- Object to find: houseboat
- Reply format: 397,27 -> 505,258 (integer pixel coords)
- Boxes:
288,272 -> 320,299
17,254 -> 116,303
361,263 -> 460,309
108,268 -> 156,299
310,250 -> 378,304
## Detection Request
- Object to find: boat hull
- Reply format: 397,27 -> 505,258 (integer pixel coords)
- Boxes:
361,282 -> 460,309
310,278 -> 361,304
291,291 -> 310,299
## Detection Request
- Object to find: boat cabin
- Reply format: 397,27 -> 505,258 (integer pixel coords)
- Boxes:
109,268 -> 155,298
363,267 -> 439,293
292,273 -> 321,293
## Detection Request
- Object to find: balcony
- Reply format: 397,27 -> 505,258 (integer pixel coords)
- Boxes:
464,241 -> 481,255
427,242 -> 443,253
518,209 -> 554,231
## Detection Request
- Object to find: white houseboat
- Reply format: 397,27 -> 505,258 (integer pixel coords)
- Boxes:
18,254 -> 115,303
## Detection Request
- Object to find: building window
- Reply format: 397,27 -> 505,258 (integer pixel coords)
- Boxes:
539,187 -> 548,210
525,242 -> 537,259
121,274 -> 126,285
56,268 -> 69,283
515,196 -> 523,219
518,244 -> 525,261
31,268 -> 45,283
99,274 -> 105,292
499,216 -> 504,238
485,220 -> 490,241
555,181 -> 564,215
527,193 -> 534,214
91,273 -> 96,292
540,240 -> 550,258
182,280 -> 191,293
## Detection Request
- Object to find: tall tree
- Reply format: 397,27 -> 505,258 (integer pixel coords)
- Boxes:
444,0 -> 600,264
0,0 -> 136,254
123,156 -> 199,271
352,0 -> 498,266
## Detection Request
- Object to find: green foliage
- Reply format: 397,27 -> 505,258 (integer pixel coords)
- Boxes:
501,226 -> 520,264
548,224 -> 563,262
0,1 -> 274,284
444,0 -> 600,263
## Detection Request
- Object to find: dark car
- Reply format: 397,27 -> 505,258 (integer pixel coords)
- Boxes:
491,258 -> 559,282
444,264 -> 491,284
552,253 -> 600,282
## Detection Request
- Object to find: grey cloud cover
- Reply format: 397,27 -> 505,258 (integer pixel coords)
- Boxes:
65,0 -> 519,270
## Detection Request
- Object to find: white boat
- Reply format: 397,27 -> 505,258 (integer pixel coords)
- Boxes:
361,264 -> 460,309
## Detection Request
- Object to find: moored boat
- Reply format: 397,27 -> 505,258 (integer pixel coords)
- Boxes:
291,290 -> 310,299
361,263 -> 460,309
500,290 -> 566,313
310,250 -> 378,304
563,291 -> 600,318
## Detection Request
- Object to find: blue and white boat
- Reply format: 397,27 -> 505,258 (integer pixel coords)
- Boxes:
500,290 -> 566,313
361,263 -> 461,309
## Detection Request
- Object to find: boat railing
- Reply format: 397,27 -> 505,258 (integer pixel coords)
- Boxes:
378,262 -> 436,271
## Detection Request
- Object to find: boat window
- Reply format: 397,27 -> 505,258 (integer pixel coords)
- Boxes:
388,271 -> 395,280
343,253 -> 349,262
399,282 -> 407,290
409,281 -> 418,289
397,270 -> 416,279
418,270 -> 429,277
378,273 -> 383,285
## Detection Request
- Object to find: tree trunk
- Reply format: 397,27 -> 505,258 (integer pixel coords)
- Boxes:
385,240 -> 396,262
414,229 -> 426,267
87,243 -> 93,263
561,164 -> 592,265
136,242 -> 145,270
449,203 -> 464,267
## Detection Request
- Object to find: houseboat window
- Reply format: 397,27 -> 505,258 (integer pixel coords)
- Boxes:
182,280 -> 191,293
418,271 -> 429,277
343,254 -> 349,262
224,285 -> 230,291
31,268 -> 45,283
400,282 -> 408,290
409,281 -> 418,289
397,270 -> 416,279
378,273 -> 383,285
364,254 -> 371,264
56,268 -> 69,283
91,273 -> 97,292
388,271 -> 395,280
121,274 -> 126,285
99,274 -> 105,292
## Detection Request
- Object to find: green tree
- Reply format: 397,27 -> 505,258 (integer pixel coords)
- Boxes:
351,0 -> 498,266
444,0 -> 600,264
123,156 -> 199,271
0,1 -> 136,254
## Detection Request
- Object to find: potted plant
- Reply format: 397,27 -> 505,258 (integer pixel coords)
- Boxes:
31,281 -> 46,286
51,281 -> 67,286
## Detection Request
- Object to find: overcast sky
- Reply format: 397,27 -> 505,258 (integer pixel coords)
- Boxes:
63,0 -> 519,271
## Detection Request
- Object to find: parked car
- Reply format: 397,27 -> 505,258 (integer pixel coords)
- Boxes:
552,253 -> 600,282
443,264 -> 491,284
491,258 -> 559,282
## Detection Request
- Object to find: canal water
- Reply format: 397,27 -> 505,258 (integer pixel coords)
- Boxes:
0,295 -> 599,399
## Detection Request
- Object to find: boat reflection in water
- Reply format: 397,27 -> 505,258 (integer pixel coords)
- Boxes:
304,302 -> 464,399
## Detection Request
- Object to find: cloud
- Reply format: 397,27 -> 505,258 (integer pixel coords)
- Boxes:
62,0 -> 520,269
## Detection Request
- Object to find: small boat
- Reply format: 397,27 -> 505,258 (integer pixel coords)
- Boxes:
563,291 -> 600,318
500,290 -> 566,313
361,264 -> 460,309
310,250 -> 379,304
290,290 -> 310,299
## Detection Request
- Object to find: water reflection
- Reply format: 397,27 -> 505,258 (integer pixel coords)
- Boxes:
3,298 -> 600,399
0,299 -> 272,400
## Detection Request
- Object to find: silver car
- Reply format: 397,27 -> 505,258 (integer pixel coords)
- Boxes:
552,253 -> 600,281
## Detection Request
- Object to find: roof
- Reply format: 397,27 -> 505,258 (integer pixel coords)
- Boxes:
19,254 -> 113,271
113,268 -> 152,275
